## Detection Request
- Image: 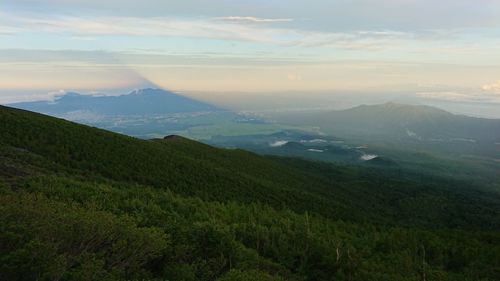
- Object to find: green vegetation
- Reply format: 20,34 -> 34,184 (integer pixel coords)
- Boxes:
270,103 -> 500,191
1,106 -> 499,281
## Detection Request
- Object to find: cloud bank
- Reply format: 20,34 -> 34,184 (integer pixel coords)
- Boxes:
417,81 -> 500,104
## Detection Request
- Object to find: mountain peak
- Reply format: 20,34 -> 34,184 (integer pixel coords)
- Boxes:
9,88 -> 219,116
381,102 -> 404,107
55,91 -> 85,100
353,102 -> 453,117
297,102 -> 500,142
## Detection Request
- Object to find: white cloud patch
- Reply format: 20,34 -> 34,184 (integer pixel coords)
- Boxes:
47,89 -> 68,101
482,81 -> 500,93
270,140 -> 289,147
416,80 -> 500,104
360,154 -> 378,161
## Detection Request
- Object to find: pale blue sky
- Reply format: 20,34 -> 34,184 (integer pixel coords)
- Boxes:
1,0 -> 500,115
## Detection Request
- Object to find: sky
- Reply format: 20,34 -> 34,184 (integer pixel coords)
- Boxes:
1,0 -> 500,116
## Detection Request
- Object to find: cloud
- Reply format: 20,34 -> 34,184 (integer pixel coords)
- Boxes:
417,91 -> 480,102
0,13 -> 282,43
6,0 -> 500,32
482,80 -> 500,93
307,149 -> 324,153
287,30 -> 411,49
214,16 -> 293,23
360,154 -> 378,161
48,89 -> 67,100
0,12 -> 418,51
416,84 -> 500,104
3,7 -> 499,54
270,140 -> 289,147
0,26 -> 19,35
417,80 -> 500,104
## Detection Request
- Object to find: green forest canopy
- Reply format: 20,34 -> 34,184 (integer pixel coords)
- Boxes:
1,106 -> 499,281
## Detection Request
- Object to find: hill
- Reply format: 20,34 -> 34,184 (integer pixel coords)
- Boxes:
9,88 -> 219,116
1,105 -> 499,281
280,102 -> 500,143
273,103 -> 500,181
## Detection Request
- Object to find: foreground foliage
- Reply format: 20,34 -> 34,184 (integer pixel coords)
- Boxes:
1,106 -> 499,280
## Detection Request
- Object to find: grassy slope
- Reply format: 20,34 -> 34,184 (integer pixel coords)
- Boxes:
2,105 -> 500,228
1,105 -> 500,280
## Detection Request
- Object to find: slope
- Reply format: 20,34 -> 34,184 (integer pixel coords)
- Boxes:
280,102 -> 500,143
1,105 -> 500,280
7,88 -> 283,139
1,105 -> 499,228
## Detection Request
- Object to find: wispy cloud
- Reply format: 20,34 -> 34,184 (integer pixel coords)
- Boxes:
417,82 -> 500,104
0,12 -> 417,51
416,91 -> 481,102
0,26 -> 19,35
214,16 -> 293,23
7,0 -> 500,32
287,30 -> 411,49
0,13 -> 281,43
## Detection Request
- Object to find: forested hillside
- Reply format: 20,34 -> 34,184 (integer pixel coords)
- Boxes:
276,102 -> 500,142
1,105 -> 499,281
273,103 -> 500,160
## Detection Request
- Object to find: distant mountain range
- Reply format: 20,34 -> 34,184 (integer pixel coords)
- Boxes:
8,88 -> 246,139
9,88 -> 220,116
280,102 -> 500,144
9,93 -> 500,160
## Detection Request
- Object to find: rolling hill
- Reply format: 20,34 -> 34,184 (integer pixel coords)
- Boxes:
280,102 -> 500,143
1,105 -> 499,281
274,102 -> 500,177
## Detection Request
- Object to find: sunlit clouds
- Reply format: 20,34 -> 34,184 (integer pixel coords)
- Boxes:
482,81 -> 500,93
1,0 -> 500,114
